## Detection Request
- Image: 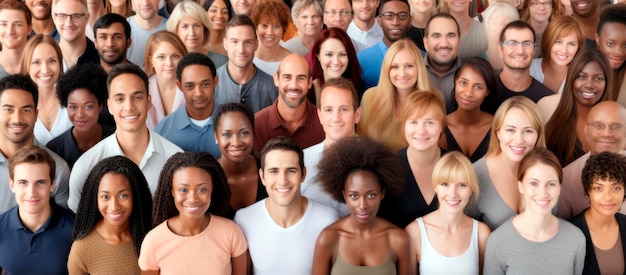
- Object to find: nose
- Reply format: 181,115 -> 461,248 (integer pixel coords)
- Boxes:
105,36 -> 114,47
358,196 -> 368,210
391,16 -> 401,25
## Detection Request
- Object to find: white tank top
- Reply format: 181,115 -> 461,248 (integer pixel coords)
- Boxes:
417,217 -> 479,275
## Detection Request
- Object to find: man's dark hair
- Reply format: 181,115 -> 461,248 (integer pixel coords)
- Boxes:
107,64 -> 149,95
0,74 -> 38,108
499,20 -> 536,43
93,13 -> 131,39
259,136 -> 305,172
176,52 -> 217,82
424,12 -> 460,38
226,14 -> 257,36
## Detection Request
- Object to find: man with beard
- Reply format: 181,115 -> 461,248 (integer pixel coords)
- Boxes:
424,13 -> 462,113
571,0 -> 600,49
347,0 -> 382,51
52,0 -> 99,69
357,0 -> 412,89
253,54 -> 325,156
93,13 -> 132,74
25,0 -> 59,41
492,20 -> 552,113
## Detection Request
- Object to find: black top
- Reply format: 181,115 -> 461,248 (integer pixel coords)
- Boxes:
46,124 -> 115,168
570,211 -> 626,275
491,73 -> 553,114
77,38 -> 100,65
224,158 -> 269,219
444,126 -> 490,163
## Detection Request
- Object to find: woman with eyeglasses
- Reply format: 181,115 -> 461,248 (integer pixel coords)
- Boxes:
520,0 -> 563,57
282,0 -> 324,56
439,0 -> 487,59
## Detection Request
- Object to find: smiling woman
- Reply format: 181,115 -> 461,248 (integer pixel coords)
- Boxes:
250,0 -> 292,76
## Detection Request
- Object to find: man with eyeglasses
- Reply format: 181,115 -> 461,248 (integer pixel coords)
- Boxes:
347,0 -> 382,50
323,0 -> 353,31
357,0 -> 412,89
557,101 -> 626,219
572,0 -> 601,49
51,0 -> 99,70
492,20 -> 552,113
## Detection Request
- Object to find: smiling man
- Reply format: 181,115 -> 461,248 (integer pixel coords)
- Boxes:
571,0 -> 600,49
93,13 -> 132,74
52,0 -> 99,69
26,0 -> 59,41
347,0 -> 382,50
126,0 -> 166,66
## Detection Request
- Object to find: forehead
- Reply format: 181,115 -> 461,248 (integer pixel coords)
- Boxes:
0,8 -> 28,19
381,0 -> 408,13
109,73 -> 147,95
55,0 -> 84,11
429,17 -> 458,34
182,64 -> 214,80
96,22 -> 126,35
13,162 -> 51,179
588,106 -> 624,123
320,86 -> 354,106
264,149 -> 300,167
503,27 -> 533,40
0,88 -> 35,105
325,0 -> 351,8
599,22 -> 626,38
226,25 -> 256,39
278,58 -> 309,76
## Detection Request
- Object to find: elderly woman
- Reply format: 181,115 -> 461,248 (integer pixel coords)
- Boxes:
282,0 -> 324,56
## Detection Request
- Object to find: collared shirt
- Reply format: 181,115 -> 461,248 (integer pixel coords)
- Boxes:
0,204 -> 74,274
155,104 -> 221,157
357,41 -> 389,89
424,55 -> 462,113
347,20 -> 383,52
215,64 -> 278,113
253,100 -> 325,156
68,130 -> 183,212
30,27 -> 60,42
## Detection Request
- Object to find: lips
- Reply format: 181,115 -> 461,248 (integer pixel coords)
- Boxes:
510,146 -> 526,154
8,124 -> 27,134
275,187 -> 292,193
579,90 -> 597,99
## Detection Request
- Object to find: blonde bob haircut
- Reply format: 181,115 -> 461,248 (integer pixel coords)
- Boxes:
143,31 -> 188,76
401,90 -> 446,128
486,96 -> 546,157
20,34 -> 63,75
166,1 -> 211,46
432,151 -> 480,199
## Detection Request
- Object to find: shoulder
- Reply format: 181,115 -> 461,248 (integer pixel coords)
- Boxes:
234,200 -> 266,224
309,200 -> 340,222
557,219 -> 585,239
150,131 -> 183,153
254,105 -> 274,120
316,223 -> 341,247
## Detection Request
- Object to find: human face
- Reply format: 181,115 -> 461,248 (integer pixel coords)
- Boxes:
424,17 -> 460,69
260,149 -> 305,208
178,65 -> 217,118
67,88 -> 103,132
224,25 -> 258,69
435,179 -> 473,213
409,0 -> 433,14
257,19 -> 284,49
207,0 -> 229,31
172,167 -> 213,221
10,163 -> 54,216
572,61 -> 606,108
570,0 -> 598,18
588,178 -> 624,217
132,0 -> 158,21
108,73 -> 151,133
549,31 -> 579,66
378,0 -> 411,45
389,49 -> 418,93
596,22 -> 626,69
97,173 -> 133,228
446,0 -> 471,14
150,42 -> 182,80
0,89 -> 37,145
323,0 -> 353,31
585,103 -> 626,154
108,0 -> 127,10
230,0 -> 256,15
26,0 -> 52,21
528,0 -> 553,23
518,163 -> 560,215
0,9 -> 31,50
343,170 -> 383,224
405,108 -> 443,152
499,28 -> 535,70
318,86 -> 361,143
296,5 -> 323,38
274,55 -> 312,109
52,0 -> 87,43
215,111 -> 253,163
177,17 -> 205,52
95,23 -> 130,65
28,43 -> 61,90
454,67 -> 489,112
317,38 -> 348,80
352,0 -> 379,23
496,107 -> 539,162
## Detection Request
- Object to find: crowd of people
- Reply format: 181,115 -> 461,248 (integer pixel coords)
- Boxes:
0,0 -> 625,273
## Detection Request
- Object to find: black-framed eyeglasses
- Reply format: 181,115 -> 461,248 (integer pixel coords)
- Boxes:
500,40 -> 536,49
379,12 -> 410,21
55,13 -> 86,22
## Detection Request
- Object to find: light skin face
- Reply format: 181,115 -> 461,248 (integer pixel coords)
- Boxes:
424,17 -> 460,71
177,64 -> 217,119
405,108 -> 443,152
588,178 -> 624,217
10,162 -> 54,216
97,172 -> 133,228
410,0 -> 434,14
446,0 -> 471,13
352,0 -> 379,23
260,149 -> 305,208
378,0 -> 411,46
595,22 -> 626,70
132,0 -> 158,21
343,170 -> 384,225
317,38 -> 348,80
317,86 -> 361,143
230,0 -> 256,15
296,5 -> 323,38
572,61 -> 606,108
95,22 -> 131,65
549,31 -> 579,67
28,43 -> 61,90
150,42 -> 182,81
518,163 -> 560,215
257,19 -> 283,49
207,0 -> 229,31
172,167 -> 213,221
435,178 -> 473,214
224,25 -> 258,69
215,111 -> 253,163
323,0 -> 353,31
389,49 -> 418,93
26,0 -> 52,21
0,89 -> 37,145
177,17 -> 205,52
584,102 -> 626,154
107,73 -> 151,134
0,9 -> 31,50
52,0 -> 88,43
499,28 -> 536,71
529,0 -> 553,23
274,55 -> 312,109
496,108 -> 539,162
67,88 -> 103,132
454,67 -> 489,112
570,0 -> 598,18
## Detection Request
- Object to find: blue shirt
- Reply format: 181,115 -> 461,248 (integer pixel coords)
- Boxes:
154,105 -> 221,158
357,41 -> 389,89
0,204 -> 74,274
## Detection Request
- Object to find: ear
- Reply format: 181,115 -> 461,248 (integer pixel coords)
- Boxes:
517,180 -> 524,194
146,94 -> 152,111
214,75 -> 219,87
354,107 -> 362,124
259,168 -> 266,186
301,166 -> 307,182
595,33 -> 600,47
49,179 -> 56,193
317,107 -> 322,122
126,38 -> 132,49
9,179 -> 14,192
498,43 -> 504,59
176,79 -> 183,91
273,72 -> 280,87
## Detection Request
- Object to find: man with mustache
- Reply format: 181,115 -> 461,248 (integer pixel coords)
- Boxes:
94,13 -> 132,74
423,13 -> 462,113
253,54 -> 325,156
492,20 -> 552,113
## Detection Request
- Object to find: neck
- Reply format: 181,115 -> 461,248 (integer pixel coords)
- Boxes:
186,102 -> 214,120
19,204 -> 52,232
277,100 -> 308,126
218,155 -> 255,175
411,11 -> 429,28
407,145 -> 441,166
31,18 -> 55,35
156,76 -> 177,93
111,7 -> 129,16
96,219 -> 131,241
432,209 -> 466,230
0,135 -> 35,159
428,58 -> 456,76
134,15 -> 162,31
530,19 -> 549,35
517,210 -> 556,231
209,30 -> 225,46
451,108 -> 487,125
175,214 -> 210,236
499,70 -> 532,92
115,128 -> 150,162
353,17 -> 375,31
100,58 -> 129,74
265,196 -> 308,228
0,47 -> 26,73
585,209 -> 618,230
226,63 -> 256,84
255,44 -> 283,60
298,35 -> 317,50
490,153 -> 520,173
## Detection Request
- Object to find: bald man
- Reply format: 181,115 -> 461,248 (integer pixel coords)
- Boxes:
253,54 -> 325,156
557,101 -> 626,219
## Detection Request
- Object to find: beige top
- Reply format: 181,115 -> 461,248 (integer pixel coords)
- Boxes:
357,87 -> 407,152
67,230 -> 140,275
536,93 -> 561,125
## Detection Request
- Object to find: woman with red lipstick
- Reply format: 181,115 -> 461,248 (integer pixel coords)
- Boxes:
68,156 -> 153,274
440,57 -> 496,163
250,0 -> 292,76
312,136 -> 409,275
139,152 -> 248,274
214,103 -> 267,218
406,152 -> 491,274
469,96 -> 546,230
571,151 -> 626,275
484,148 -> 585,274
544,49 -> 613,166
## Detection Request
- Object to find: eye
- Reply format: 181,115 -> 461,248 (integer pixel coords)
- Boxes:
440,182 -> 449,187
577,74 -> 586,80
240,130 -> 250,137
607,42 -> 615,47
68,105 -> 78,111
324,52 -> 333,57
505,128 -> 514,133
554,39 -> 563,45
119,193 -> 128,199
594,76 -> 605,82
100,194 -> 110,200
221,132 -> 231,138
593,186 -> 602,191
367,193 -> 376,199
348,193 -> 357,199
475,85 -> 484,90
178,188 -> 187,193
524,129 -> 535,134
202,81 -> 211,88
613,186 -> 623,191
457,80 -> 467,86
198,188 -> 208,193
85,104 -> 94,110
529,180 -> 539,186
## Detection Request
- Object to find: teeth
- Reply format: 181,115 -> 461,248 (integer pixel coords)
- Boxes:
276,187 -> 291,193
534,200 -> 550,205
510,146 -> 524,153
185,206 -> 200,211
123,115 -> 138,120
582,92 -> 595,98
446,200 -> 461,206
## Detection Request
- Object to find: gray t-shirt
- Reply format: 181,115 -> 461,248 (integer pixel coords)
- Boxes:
214,64 -> 278,113
126,16 -> 167,67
